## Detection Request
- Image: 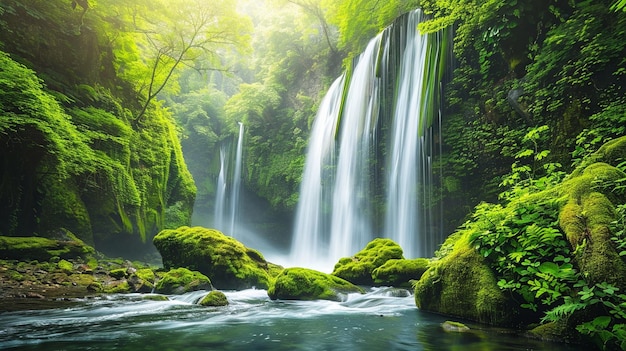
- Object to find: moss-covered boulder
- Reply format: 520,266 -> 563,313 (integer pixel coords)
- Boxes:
268,268 -> 365,301
154,267 -> 212,294
199,291 -> 229,306
0,235 -> 94,261
372,258 -> 430,287
557,161 -> 626,291
414,236 -> 518,326
332,238 -> 404,285
128,268 -> 157,293
153,226 -> 280,290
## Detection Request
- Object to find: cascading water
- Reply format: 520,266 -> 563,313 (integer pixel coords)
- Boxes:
213,145 -> 227,231
230,122 -> 244,238
291,9 -> 450,269
290,75 -> 345,268
329,37 -> 381,261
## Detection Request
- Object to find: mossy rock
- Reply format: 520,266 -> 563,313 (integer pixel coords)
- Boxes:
556,162 -> 626,290
128,268 -> 156,293
57,259 -> 74,273
153,226 -> 280,289
154,267 -> 212,294
268,267 -> 365,301
372,258 -> 430,287
414,237 -> 518,326
142,294 -> 169,301
332,238 -> 404,285
104,280 -> 131,293
109,268 -> 127,279
199,291 -> 229,307
0,235 -> 94,261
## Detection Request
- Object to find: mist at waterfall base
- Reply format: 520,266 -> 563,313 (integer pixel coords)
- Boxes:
0,288 -> 578,351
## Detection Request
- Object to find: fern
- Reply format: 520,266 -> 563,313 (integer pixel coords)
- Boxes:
542,296 -> 587,323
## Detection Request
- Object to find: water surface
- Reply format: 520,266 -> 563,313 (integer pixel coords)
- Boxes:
0,288 -> 579,350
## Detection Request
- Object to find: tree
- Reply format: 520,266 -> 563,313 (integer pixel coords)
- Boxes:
106,0 -> 252,124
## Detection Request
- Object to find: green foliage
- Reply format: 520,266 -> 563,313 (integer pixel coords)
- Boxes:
499,126 -> 565,202
323,0 -> 420,64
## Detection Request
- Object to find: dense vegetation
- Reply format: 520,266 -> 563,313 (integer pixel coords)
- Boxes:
1,0 -> 625,347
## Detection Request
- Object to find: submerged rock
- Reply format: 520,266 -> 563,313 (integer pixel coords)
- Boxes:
442,321 -> 470,333
332,238 -> 404,285
268,267 -> 364,301
154,267 -> 212,294
153,226 -> 281,290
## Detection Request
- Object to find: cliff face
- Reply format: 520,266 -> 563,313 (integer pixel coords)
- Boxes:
0,0 -> 196,258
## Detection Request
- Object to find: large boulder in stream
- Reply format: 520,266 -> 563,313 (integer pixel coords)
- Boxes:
332,238 -> 404,285
413,237 -> 518,326
268,267 -> 364,301
372,258 -> 430,287
154,267 -> 212,294
153,226 -> 281,290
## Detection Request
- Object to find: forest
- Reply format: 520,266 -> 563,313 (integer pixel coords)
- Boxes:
1,0 -> 625,349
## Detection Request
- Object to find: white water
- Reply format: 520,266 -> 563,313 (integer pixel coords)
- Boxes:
290,75 -> 345,269
385,10 -> 429,258
230,122 -> 244,238
291,10 -> 446,270
329,36 -> 381,261
213,145 -> 227,232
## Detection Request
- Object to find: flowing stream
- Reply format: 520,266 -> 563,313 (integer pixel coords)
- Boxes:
0,288 -> 578,351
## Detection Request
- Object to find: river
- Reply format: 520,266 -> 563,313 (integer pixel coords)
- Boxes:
0,287 -> 579,350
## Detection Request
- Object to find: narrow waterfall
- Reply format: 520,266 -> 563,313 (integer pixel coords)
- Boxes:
291,9 -> 450,269
213,145 -> 227,231
290,75 -> 345,268
230,122 -> 244,237
385,11 -> 431,258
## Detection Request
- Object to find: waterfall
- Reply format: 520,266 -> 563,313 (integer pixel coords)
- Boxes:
230,122 -> 244,238
213,145 -> 227,231
290,75 -> 345,268
385,11 -> 430,258
291,9 -> 450,269
328,37 -> 381,260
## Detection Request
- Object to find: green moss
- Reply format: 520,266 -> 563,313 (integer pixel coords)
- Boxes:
153,226 -> 279,289
268,268 -> 365,301
142,294 -> 169,301
104,280 -> 131,294
557,162 -> 626,290
135,268 -> 155,282
372,258 -> 430,287
199,291 -> 229,306
0,236 -> 93,261
154,267 -> 212,294
414,238 -> 517,326
332,238 -> 404,285
58,259 -> 73,273
109,268 -> 127,279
